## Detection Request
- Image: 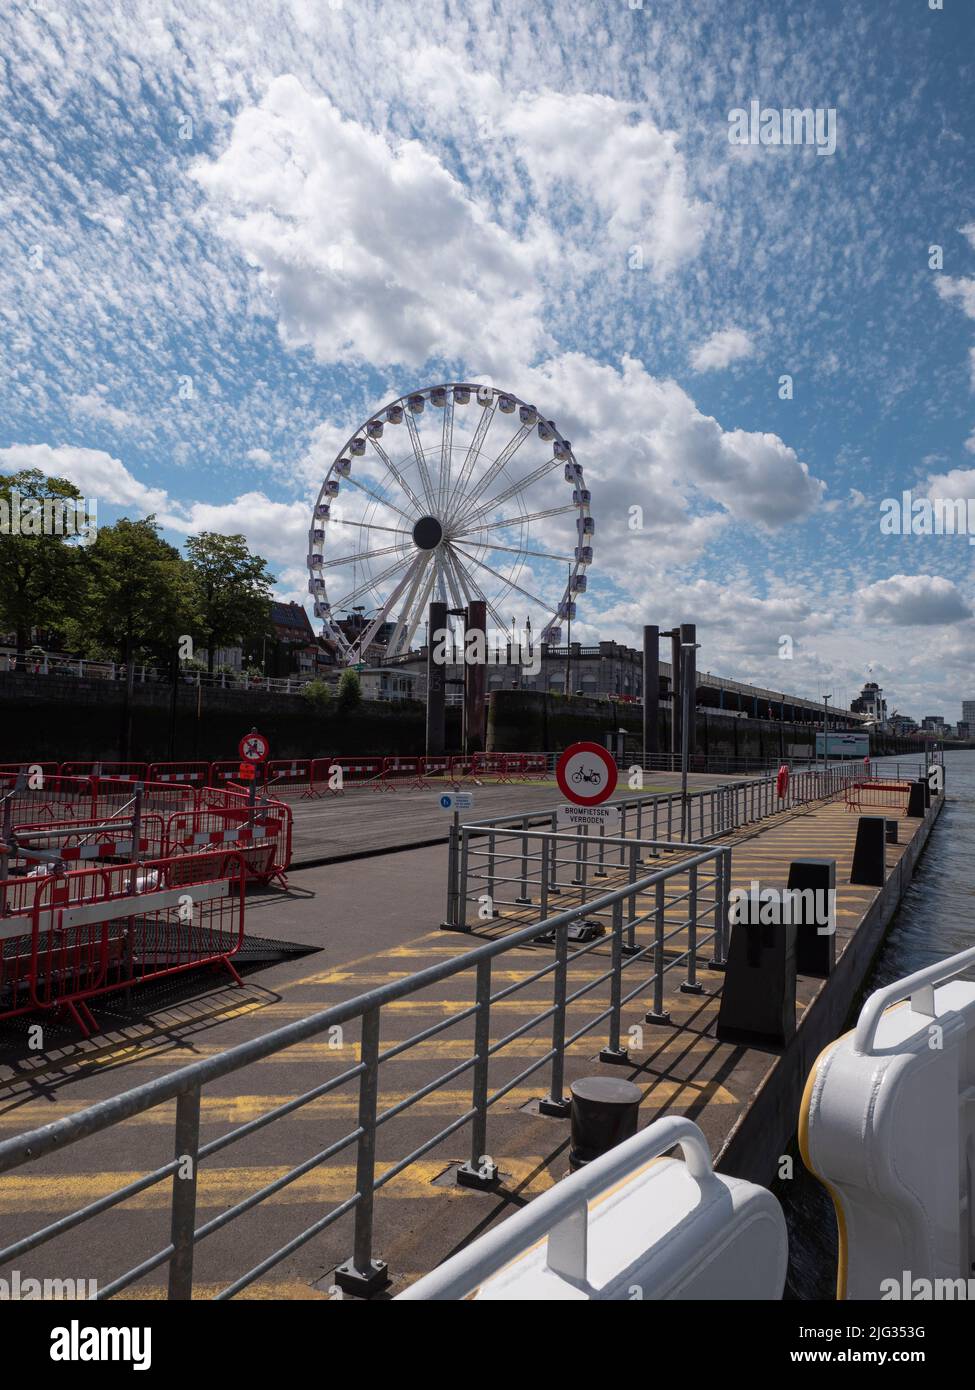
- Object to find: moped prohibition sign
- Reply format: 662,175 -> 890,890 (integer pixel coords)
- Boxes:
556,741 -> 618,806
238,730 -> 270,764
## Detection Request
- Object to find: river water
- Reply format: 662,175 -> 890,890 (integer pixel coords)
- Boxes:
773,750 -> 975,1299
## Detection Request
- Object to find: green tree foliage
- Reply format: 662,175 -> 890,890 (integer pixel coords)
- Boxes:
185,532 -> 276,673
0,469 -> 87,661
337,667 -> 362,712
72,517 -> 195,667
300,677 -> 334,712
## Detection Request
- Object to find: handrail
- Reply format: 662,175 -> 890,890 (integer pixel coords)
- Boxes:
397,1115 -> 717,1298
0,850 -> 722,1176
852,943 -> 975,1055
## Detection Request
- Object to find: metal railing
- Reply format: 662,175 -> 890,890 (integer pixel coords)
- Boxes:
0,845 -> 730,1300
444,763 -> 860,931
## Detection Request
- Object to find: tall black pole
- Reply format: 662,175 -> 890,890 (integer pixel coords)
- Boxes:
642,625 -> 659,764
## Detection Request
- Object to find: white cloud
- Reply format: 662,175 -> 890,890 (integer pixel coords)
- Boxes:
194,74 -> 553,373
961,222 -> 975,252
935,276 -> 975,321
0,443 -> 167,511
68,390 -> 142,434
856,574 -> 972,627
922,467 -> 975,501
689,327 -> 755,372
159,491 -> 310,566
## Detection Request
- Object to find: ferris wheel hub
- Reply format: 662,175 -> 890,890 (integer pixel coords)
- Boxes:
412,515 -> 444,550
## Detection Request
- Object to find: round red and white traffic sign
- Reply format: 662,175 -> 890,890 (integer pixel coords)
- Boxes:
238,731 -> 270,763
556,742 -> 618,806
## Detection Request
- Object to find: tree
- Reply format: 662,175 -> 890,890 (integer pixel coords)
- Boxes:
0,469 -> 87,663
185,532 -> 276,674
73,517 -> 195,665
71,517 -> 196,759
337,667 -> 362,712
300,677 -> 334,712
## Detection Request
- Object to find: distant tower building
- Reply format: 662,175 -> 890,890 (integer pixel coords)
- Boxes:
963,699 -> 975,728
850,680 -> 888,727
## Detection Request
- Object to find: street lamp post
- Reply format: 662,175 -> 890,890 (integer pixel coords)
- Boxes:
822,693 -> 832,769
680,640 -> 702,840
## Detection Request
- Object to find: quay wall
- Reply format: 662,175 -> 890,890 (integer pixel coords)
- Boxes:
715,794 -> 945,1187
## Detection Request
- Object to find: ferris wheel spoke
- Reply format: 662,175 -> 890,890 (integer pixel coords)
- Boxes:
386,553 -> 433,660
401,560 -> 439,657
460,539 -> 574,563
452,454 -> 565,534
443,397 -> 497,525
328,518 -> 414,537
319,542 -> 411,570
439,548 -> 466,613
342,474 -> 416,526
446,418 -> 535,531
451,542 -> 554,612
404,409 -> 439,513
451,504 -> 576,537
445,546 -> 513,631
330,553 -> 414,611
348,554 -> 424,662
367,437 -> 425,516
438,393 -> 454,518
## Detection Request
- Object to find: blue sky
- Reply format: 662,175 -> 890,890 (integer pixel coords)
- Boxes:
1,0 -> 974,718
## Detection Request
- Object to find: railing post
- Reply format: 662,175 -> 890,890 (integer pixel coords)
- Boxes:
516,817 -> 532,904
645,879 -> 671,1024
707,852 -> 725,970
458,829 -> 470,931
458,959 -> 498,1189
618,805 -> 627,865
485,828 -> 497,914
167,1085 -> 201,1300
680,864 -> 702,994
594,820 -> 607,877
442,821 -> 460,928
626,841 -> 638,952
600,896 -> 628,1064
335,1007 -> 387,1295
539,926 -> 571,1116
549,813 -> 561,896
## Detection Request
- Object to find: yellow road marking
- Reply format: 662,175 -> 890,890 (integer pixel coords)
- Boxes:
0,1159 -> 555,1213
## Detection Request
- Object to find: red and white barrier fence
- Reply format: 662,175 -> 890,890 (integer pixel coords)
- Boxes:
0,851 -> 246,1036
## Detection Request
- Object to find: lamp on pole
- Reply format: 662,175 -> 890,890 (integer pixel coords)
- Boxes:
680,640 -> 702,840
822,693 -> 832,769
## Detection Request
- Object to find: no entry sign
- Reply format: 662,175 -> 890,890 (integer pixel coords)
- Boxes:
238,731 -> 270,763
556,742 -> 618,807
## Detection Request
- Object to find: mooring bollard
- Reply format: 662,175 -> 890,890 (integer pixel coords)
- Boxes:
568,1076 -> 642,1172
907,780 -> 927,818
789,858 -> 836,979
850,816 -> 886,887
885,819 -> 898,845
715,883 -> 797,1050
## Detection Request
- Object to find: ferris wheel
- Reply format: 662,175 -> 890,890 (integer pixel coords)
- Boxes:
307,382 -> 594,665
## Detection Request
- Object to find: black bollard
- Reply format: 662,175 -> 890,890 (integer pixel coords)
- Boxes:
568,1076 -> 642,1171
716,885 -> 797,1050
788,859 -> 836,979
885,819 -> 898,845
850,816 -> 886,886
907,780 -> 926,818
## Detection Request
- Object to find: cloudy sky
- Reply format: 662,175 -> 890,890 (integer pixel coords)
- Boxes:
1,0 -> 973,718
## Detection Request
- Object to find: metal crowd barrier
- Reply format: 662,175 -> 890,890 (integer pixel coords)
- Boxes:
0,851 -> 246,1035
845,779 -> 913,814
0,845 -> 730,1298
